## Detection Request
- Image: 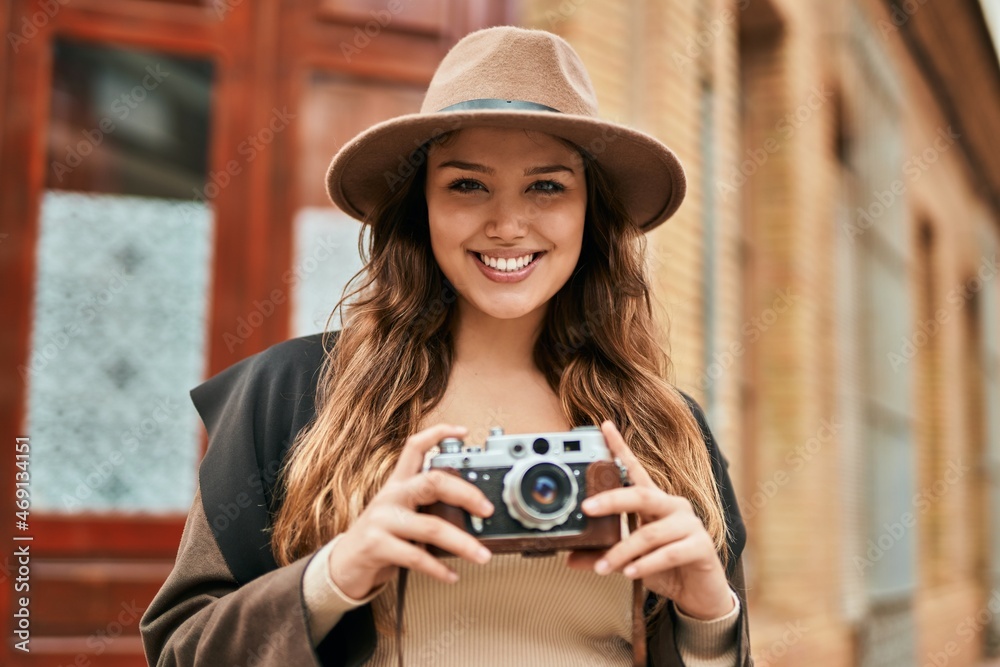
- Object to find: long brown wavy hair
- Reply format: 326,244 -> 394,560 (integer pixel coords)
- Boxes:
271,130 -> 730,630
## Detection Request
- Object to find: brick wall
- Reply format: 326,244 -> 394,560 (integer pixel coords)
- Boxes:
518,0 -> 1000,665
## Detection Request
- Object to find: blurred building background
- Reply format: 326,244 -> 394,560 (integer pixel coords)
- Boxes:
1,0 -> 999,665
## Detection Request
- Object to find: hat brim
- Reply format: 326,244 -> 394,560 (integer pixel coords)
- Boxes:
325,110 -> 686,232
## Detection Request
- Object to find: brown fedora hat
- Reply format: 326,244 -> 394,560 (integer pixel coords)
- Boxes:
325,26 -> 686,232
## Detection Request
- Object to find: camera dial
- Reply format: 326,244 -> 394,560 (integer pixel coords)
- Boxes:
439,438 -> 464,454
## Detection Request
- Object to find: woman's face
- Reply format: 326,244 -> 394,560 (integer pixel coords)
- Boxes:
425,127 -> 587,322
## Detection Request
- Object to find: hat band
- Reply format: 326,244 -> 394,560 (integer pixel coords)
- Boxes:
437,99 -> 560,113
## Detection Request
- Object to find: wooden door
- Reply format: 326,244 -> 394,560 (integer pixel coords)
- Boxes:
1,3 -> 262,665
0,1 -> 511,665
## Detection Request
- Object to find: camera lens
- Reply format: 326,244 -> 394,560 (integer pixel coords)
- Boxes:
531,475 -> 557,505
521,463 -> 572,513
526,468 -> 566,512
502,459 -> 579,530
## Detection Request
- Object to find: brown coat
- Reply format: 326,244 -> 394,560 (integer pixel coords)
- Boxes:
140,333 -> 754,666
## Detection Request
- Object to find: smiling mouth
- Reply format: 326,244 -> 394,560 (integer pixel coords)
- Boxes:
472,251 -> 545,273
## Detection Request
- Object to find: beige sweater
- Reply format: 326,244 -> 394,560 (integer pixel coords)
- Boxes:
140,487 -> 748,666
304,535 -> 741,666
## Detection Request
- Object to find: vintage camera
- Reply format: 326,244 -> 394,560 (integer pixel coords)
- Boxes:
420,426 -> 630,557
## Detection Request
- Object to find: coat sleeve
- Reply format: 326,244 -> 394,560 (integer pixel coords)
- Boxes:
141,333 -> 380,667
646,393 -> 754,667
140,488 -> 327,666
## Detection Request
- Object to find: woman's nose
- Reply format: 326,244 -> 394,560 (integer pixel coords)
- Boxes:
484,195 -> 531,239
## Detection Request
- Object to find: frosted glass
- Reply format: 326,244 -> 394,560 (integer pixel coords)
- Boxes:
25,191 -> 213,512
291,207 -> 366,336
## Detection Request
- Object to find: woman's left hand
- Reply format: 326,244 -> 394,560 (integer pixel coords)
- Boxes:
565,421 -> 735,620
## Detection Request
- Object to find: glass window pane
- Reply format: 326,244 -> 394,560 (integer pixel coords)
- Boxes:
27,192 -> 213,512
27,40 -> 215,513
291,208 -> 365,336
46,39 -> 212,197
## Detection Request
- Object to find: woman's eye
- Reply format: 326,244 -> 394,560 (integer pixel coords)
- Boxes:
448,179 -> 485,193
530,180 -> 566,194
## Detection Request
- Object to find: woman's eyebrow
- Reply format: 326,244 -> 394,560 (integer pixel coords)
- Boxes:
435,160 -> 575,176
437,160 -> 495,174
524,164 -> 575,176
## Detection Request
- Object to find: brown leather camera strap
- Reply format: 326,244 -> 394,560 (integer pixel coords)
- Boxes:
395,566 -> 407,667
628,510 -> 647,666
394,511 -> 647,667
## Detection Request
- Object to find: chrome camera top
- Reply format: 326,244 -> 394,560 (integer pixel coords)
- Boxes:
425,425 -> 614,533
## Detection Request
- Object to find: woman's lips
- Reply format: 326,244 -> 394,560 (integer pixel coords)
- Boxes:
469,251 -> 544,283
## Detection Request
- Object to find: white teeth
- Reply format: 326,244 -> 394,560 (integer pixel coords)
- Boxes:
478,252 -> 538,272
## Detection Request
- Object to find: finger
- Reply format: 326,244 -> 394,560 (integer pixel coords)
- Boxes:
582,485 -> 689,520
398,469 -> 494,517
375,534 -> 462,584
389,423 -> 469,483
594,513 -> 696,575
619,535 -> 708,580
565,549 -> 606,571
387,510 -> 491,565
600,421 -> 655,488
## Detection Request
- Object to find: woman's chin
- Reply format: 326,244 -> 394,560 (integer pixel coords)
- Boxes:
464,294 -> 547,321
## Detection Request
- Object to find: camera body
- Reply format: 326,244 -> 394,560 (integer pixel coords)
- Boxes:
420,426 -> 630,557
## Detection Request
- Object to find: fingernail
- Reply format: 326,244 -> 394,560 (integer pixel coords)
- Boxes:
595,559 -> 610,575
476,547 -> 491,563
623,565 -> 637,578
480,501 -> 494,516
447,570 -> 459,583
582,498 -> 598,512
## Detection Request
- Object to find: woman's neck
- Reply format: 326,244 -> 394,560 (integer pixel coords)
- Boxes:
451,302 -> 546,375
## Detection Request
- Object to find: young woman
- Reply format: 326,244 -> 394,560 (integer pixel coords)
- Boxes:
141,26 -> 752,667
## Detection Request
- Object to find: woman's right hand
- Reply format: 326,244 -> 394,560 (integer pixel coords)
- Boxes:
326,423 -> 495,600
